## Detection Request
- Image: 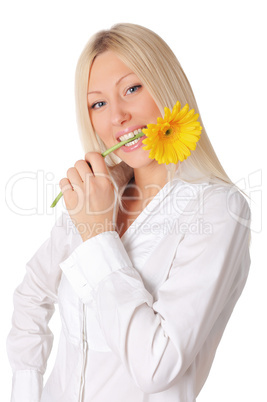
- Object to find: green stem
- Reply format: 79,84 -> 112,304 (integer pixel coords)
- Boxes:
101,130 -> 145,156
50,191 -> 64,208
50,131 -> 145,208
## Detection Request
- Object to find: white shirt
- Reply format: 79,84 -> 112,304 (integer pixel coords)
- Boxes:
7,177 -> 251,402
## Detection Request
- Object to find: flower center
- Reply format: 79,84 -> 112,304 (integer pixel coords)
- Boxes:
165,128 -> 173,136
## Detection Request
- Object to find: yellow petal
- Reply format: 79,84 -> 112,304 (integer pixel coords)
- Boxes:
166,144 -> 179,164
180,139 -> 197,150
179,109 -> 197,124
163,107 -> 171,121
171,101 -> 181,119
173,104 -> 189,122
180,132 -> 201,142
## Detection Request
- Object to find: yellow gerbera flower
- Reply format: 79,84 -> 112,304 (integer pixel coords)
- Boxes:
142,101 -> 202,165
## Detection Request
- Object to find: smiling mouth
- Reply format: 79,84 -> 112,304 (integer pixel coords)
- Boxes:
118,127 -> 146,147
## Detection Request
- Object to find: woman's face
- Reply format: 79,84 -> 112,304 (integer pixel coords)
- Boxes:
87,51 -> 162,169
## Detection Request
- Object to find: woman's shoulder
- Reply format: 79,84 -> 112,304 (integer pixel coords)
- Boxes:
171,178 -> 250,227
201,182 -> 250,217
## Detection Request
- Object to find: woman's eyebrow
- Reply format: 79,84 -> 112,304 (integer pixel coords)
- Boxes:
87,72 -> 135,95
115,72 -> 135,86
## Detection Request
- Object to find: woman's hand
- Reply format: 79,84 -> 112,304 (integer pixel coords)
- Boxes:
59,152 -> 115,242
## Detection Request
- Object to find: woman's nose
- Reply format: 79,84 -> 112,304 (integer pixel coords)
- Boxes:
111,101 -> 131,126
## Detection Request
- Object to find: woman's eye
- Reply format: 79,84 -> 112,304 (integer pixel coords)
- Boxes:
91,101 -> 106,110
125,85 -> 142,95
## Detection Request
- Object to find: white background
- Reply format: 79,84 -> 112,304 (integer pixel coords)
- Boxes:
1,0 -> 266,400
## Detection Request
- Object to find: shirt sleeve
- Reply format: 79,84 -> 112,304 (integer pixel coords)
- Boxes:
60,187 -> 251,394
6,212 -> 77,402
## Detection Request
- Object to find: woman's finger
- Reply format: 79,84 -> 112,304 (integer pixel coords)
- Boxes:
84,152 -> 110,182
60,175 -> 81,211
59,177 -> 73,196
67,166 -> 85,188
74,159 -> 93,183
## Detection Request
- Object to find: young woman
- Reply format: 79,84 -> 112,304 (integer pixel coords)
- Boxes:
7,23 -> 251,402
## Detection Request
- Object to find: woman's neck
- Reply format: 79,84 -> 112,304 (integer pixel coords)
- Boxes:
130,163 -> 168,202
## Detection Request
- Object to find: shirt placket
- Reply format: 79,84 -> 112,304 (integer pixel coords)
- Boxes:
79,304 -> 88,402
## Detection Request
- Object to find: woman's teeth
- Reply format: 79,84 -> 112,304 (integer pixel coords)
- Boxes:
124,138 -> 140,147
118,128 -> 143,143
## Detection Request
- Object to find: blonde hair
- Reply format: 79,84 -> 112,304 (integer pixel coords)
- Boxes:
75,23 -> 233,189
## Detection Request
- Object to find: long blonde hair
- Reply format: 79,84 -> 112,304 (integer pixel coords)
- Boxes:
75,23 -> 233,189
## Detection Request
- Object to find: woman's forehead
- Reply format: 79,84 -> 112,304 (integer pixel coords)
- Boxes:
88,51 -> 137,92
